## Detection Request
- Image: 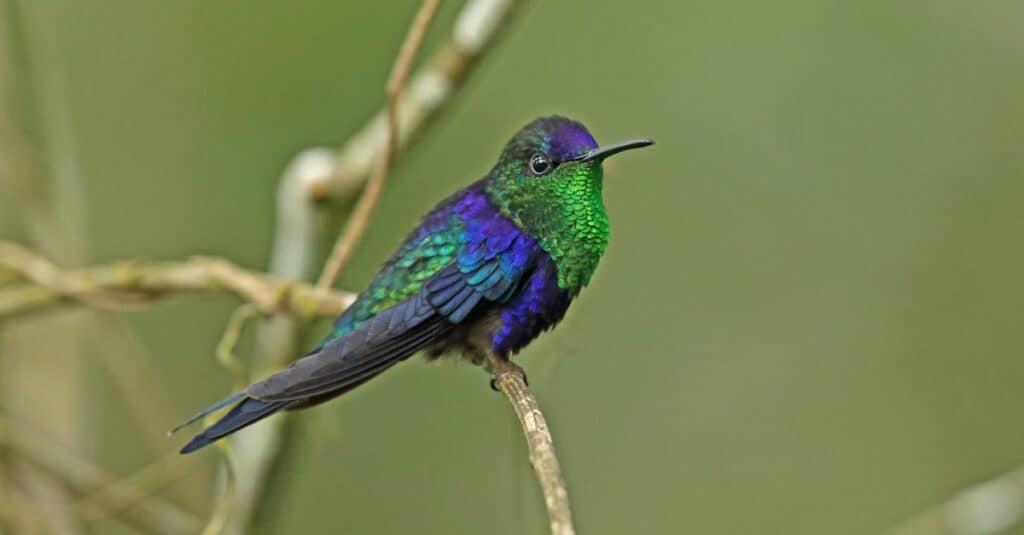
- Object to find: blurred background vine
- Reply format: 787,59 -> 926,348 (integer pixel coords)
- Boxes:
2,1 -> 1024,534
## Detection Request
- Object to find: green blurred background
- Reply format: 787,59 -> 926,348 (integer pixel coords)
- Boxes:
2,1 -> 1023,534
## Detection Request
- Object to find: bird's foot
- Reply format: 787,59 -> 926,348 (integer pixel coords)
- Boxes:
488,359 -> 528,391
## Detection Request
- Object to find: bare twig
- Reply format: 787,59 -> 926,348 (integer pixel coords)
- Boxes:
221,2 -> 528,533
0,241 -> 355,320
215,304 -> 259,386
5,0 -> 538,531
0,426 -> 45,534
885,463 -> 1024,535
202,306 -> 250,535
1,5 -> 92,532
0,415 -> 200,534
0,1 -> 530,532
494,369 -> 575,535
222,3 -> 444,531
200,439 -> 239,535
87,316 -> 210,508
289,0 -> 528,204
217,154 -> 323,535
316,0 -> 441,291
73,451 -> 189,527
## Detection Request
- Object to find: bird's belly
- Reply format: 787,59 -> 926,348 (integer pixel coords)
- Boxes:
424,308 -> 504,365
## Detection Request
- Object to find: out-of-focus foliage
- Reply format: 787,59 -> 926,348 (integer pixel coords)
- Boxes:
2,1 -> 1023,533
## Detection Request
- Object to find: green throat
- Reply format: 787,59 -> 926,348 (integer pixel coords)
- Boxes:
486,160 -> 610,293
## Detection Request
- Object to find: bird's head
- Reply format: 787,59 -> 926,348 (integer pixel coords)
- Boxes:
485,115 -> 652,289
487,115 -> 652,199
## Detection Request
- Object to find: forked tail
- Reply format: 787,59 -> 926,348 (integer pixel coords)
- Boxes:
174,393 -> 289,454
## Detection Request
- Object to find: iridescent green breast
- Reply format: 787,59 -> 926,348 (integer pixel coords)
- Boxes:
486,161 -> 609,294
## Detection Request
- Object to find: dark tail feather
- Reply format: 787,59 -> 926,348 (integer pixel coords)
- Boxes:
179,396 -> 288,454
169,391 -> 246,436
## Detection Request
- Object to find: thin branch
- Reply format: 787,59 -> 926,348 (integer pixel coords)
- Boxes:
73,451 -> 189,527
217,163 -> 319,535
0,241 -> 355,320
86,316 -> 211,508
201,306 -> 249,535
220,3 -> 527,533
215,304 -> 259,386
200,437 -> 239,535
884,463 -> 1024,535
290,0 -> 528,204
1,6 -> 93,532
193,1 -> 529,532
0,415 -> 200,534
218,5 -> 447,532
315,0 -> 441,291
0,429 -> 45,534
5,2 -> 537,533
493,366 -> 575,535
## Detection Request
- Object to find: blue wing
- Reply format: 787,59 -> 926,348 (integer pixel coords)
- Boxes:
177,186 -> 538,453
247,225 -> 537,402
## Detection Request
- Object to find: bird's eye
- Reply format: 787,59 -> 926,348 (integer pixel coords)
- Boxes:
529,152 -> 553,176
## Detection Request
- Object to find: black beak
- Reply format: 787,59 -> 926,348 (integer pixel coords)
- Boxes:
575,138 -> 654,163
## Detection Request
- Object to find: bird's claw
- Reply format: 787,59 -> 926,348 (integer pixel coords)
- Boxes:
489,362 -> 528,391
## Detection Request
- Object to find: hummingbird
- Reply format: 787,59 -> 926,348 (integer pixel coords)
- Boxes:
175,116 -> 653,453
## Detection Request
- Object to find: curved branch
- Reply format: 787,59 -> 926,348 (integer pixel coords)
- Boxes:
223,2 -> 530,533
288,0 -> 528,204
0,415 -> 200,534
315,0 -> 441,291
0,241 -> 355,320
884,463 -> 1024,535
494,370 -> 576,535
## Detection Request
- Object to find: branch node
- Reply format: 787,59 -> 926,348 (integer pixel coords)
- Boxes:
285,147 -> 337,202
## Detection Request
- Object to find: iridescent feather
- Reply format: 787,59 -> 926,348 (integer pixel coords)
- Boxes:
177,116 -> 650,453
